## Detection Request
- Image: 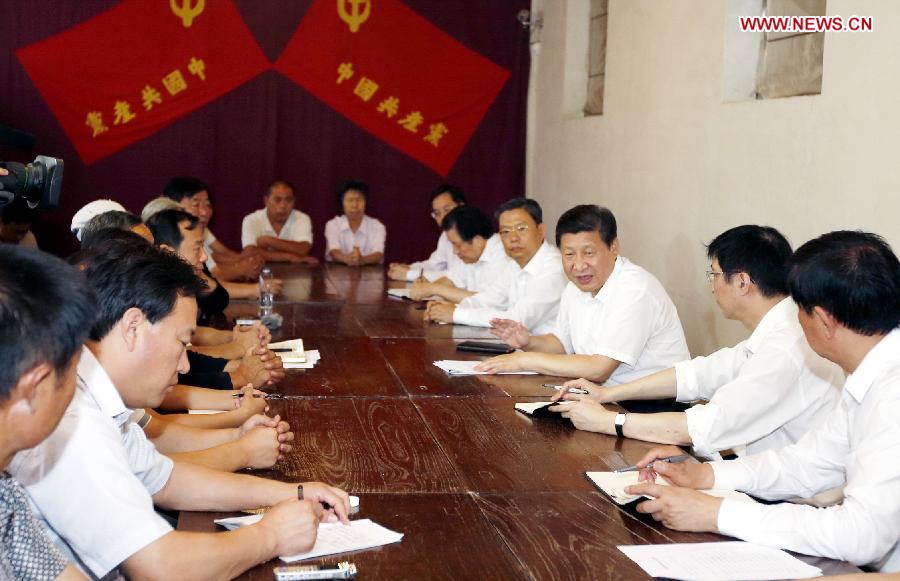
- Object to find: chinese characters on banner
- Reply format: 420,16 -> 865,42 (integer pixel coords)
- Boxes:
275,0 -> 510,176
16,0 -> 269,165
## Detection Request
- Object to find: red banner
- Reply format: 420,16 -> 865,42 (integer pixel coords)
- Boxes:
275,0 -> 511,176
16,0 -> 270,165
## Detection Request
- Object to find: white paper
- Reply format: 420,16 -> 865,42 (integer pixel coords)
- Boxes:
283,350 -> 321,369
280,519 -> 403,562
585,471 -> 753,505
270,338 -> 306,363
618,541 -> 822,580
214,496 -> 361,531
187,409 -> 225,415
387,288 -> 411,299
433,360 -> 538,376
514,401 -> 555,415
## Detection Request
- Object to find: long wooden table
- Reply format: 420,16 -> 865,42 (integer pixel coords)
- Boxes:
178,264 -> 861,579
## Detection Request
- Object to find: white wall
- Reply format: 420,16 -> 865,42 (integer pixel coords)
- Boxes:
528,0 -> 900,355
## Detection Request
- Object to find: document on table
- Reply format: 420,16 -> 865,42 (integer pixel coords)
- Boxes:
387,288 -> 411,299
585,471 -> 753,505
269,338 -> 306,363
618,541 -> 823,580
283,350 -> 321,369
433,360 -> 538,376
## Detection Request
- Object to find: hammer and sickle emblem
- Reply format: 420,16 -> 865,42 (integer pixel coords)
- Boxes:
170,0 -> 205,28
337,0 -> 371,33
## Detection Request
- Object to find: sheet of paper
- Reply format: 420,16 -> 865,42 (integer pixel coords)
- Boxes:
270,338 -> 307,363
585,471 -> 753,505
387,288 -> 411,299
433,360 -> 538,376
187,409 -> 225,415
514,401 -> 555,415
280,519 -> 403,562
618,541 -> 822,580
283,350 -> 321,369
215,496 -> 361,530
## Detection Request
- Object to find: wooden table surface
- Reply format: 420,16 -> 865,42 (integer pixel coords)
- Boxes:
178,264 -> 861,579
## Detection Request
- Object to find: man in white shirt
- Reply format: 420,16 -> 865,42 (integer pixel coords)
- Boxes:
409,205 -> 510,302
425,198 -> 567,334
625,231 -> 900,572
163,176 -> 264,280
548,225 -> 842,459
242,179 -> 316,263
388,184 -> 466,281
11,240 -> 350,579
477,205 -> 689,382
0,246 -> 94,580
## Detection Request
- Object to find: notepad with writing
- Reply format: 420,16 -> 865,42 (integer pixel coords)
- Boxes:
585,471 -> 753,505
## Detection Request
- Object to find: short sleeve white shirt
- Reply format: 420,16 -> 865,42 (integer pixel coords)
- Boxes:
712,329 -> 900,571
675,298 -> 844,458
552,257 -> 690,386
323,215 -> 386,260
454,241 -> 567,334
407,231 -> 462,281
241,208 -> 313,249
447,235 -> 511,294
9,347 -> 174,578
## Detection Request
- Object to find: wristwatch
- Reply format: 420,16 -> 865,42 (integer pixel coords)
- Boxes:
614,413 -> 627,438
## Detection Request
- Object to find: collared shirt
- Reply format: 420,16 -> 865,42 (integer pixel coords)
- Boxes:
0,472 -> 68,580
454,241 -> 567,334
712,329 -> 900,571
677,298 -> 843,458
10,347 -> 174,578
324,215 -> 386,260
241,208 -> 313,249
447,234 -> 512,294
406,231 -> 463,282
553,256 -> 690,386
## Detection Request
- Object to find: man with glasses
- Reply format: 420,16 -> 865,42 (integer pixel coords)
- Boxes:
546,224 -> 842,460
388,184 -> 466,282
425,197 -> 566,334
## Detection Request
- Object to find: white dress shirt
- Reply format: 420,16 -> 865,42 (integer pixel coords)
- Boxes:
676,298 -> 843,458
241,208 -> 313,249
712,329 -> 900,571
324,215 -> 386,261
9,347 -> 174,578
406,231 -> 462,281
553,257 -> 690,386
454,241 -> 567,334
447,235 -> 512,293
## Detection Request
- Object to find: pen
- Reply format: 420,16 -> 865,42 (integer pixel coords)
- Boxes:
614,454 -> 691,473
269,348 -> 296,352
542,383 -> 589,395
231,393 -> 304,400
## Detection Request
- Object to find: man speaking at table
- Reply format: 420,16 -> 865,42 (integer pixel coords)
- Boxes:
11,239 -> 350,579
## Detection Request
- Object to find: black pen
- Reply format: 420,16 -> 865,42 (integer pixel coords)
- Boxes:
614,454 -> 691,473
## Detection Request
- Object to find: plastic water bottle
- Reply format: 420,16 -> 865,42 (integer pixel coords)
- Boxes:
259,267 -> 274,318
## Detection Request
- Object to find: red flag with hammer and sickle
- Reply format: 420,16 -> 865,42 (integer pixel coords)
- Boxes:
16,0 -> 269,165
276,0 -> 511,176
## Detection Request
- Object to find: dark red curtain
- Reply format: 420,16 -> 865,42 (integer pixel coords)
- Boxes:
0,1 -> 529,261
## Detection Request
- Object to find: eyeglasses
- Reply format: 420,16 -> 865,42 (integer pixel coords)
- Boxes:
430,207 -> 455,219
705,270 -> 726,283
499,225 -> 530,238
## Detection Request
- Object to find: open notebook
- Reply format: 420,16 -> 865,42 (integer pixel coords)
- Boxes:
585,471 -> 753,505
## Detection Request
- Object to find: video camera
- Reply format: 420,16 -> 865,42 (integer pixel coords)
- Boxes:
0,155 -> 64,210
